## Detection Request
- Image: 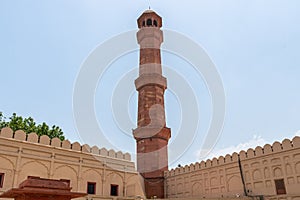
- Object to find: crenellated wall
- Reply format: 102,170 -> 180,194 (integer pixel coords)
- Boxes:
165,136 -> 300,200
2,126 -> 300,200
0,127 -> 145,199
0,127 -> 131,161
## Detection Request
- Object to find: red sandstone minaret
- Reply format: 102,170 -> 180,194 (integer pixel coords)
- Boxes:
133,10 -> 171,199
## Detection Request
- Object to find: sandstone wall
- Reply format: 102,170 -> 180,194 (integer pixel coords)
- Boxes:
0,127 -> 145,199
165,136 -> 300,200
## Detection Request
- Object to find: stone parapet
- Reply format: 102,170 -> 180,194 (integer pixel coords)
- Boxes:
164,136 -> 300,198
0,127 -> 131,161
165,136 -> 300,177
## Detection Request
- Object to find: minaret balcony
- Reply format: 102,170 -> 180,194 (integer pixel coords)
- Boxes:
135,74 -> 167,90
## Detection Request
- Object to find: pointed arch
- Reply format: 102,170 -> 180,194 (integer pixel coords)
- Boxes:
253,169 -> 262,180
53,165 -> 78,191
126,174 -> 137,183
105,172 -> 124,196
54,165 -> 77,175
0,156 -> 15,189
0,156 -> 15,169
227,175 -> 243,192
21,160 -> 49,171
146,18 -> 152,26
106,171 -> 124,181
273,167 -> 283,177
191,182 -> 201,196
125,174 -> 143,197
19,161 -> 49,183
82,168 -> 102,179
81,168 -> 103,195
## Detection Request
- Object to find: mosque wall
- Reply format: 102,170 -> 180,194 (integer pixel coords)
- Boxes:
1,126 -> 300,200
0,127 -> 145,199
165,136 -> 300,200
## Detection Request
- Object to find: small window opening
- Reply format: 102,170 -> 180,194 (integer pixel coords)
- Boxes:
153,20 -> 158,27
110,184 -> 119,196
275,179 -> 286,195
0,173 -> 4,188
142,21 -> 145,27
147,19 -> 152,26
87,182 -> 96,194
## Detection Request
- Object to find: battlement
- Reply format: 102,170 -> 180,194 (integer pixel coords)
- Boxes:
0,127 -> 131,161
165,136 -> 300,177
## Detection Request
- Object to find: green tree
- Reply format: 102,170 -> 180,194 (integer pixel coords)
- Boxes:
0,112 -> 65,141
0,112 -> 8,129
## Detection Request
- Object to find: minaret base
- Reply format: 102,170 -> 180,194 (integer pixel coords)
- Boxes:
144,177 -> 165,199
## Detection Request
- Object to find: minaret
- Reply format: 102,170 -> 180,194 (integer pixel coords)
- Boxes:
133,10 -> 171,199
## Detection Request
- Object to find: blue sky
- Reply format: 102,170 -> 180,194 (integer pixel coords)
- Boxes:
1,0 -> 300,168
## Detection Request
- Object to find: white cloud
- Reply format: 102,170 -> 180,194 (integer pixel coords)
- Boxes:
198,130 -> 300,161
198,135 -> 268,160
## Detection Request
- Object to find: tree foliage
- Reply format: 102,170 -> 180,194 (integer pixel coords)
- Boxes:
0,112 -> 65,141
